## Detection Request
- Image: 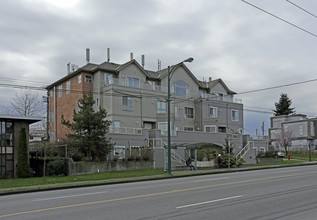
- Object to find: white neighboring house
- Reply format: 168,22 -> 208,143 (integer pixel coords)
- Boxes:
269,114 -> 317,151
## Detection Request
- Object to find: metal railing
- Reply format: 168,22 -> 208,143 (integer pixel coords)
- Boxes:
104,79 -> 242,103
104,79 -> 170,93
235,141 -> 254,159
108,126 -> 142,134
197,93 -> 242,103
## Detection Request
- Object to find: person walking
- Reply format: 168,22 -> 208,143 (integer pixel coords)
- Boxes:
217,154 -> 222,168
186,156 -> 196,171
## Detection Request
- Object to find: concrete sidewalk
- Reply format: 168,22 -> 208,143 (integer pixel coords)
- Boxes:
1,161 -> 317,196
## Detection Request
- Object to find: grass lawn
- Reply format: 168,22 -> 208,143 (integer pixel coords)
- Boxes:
0,169 -> 165,189
245,159 -> 306,167
288,153 -> 317,161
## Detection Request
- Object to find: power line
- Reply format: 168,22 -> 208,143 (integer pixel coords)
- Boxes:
241,0 -> 317,38
236,78 -> 317,94
286,0 -> 317,19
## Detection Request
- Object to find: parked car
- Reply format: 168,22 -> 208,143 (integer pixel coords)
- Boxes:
277,151 -> 285,157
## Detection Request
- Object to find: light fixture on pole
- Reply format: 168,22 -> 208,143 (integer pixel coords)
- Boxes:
167,57 -> 194,175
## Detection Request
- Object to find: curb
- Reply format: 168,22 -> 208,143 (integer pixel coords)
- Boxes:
1,162 -> 317,196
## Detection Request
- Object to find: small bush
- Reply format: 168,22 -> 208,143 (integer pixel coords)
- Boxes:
47,160 -> 67,176
127,155 -> 135,161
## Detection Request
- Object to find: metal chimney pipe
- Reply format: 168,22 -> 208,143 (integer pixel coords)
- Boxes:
67,63 -> 71,74
107,48 -> 110,62
141,55 -> 145,68
130,52 -> 133,61
86,48 -> 90,63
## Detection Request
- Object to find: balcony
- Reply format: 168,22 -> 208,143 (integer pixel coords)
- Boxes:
104,79 -> 169,93
196,93 -> 242,104
108,126 -> 143,134
104,79 -> 242,103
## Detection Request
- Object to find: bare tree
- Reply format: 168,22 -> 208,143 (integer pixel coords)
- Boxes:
6,89 -> 45,116
275,127 -> 293,156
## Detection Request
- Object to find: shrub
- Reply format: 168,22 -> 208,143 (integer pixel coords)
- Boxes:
16,128 -> 31,178
47,160 -> 67,176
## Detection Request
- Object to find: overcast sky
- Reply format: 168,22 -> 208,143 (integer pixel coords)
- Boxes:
1,0 -> 317,135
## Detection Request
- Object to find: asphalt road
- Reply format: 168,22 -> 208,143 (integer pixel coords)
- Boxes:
1,165 -> 317,220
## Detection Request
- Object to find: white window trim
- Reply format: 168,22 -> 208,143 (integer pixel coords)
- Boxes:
58,85 -> 62,98
157,101 -> 167,113
126,76 -> 140,88
85,74 -> 92,83
184,127 -> 194,131
204,125 -> 217,133
122,96 -> 133,111
231,109 -> 239,121
209,107 -> 217,118
66,81 -> 71,94
78,75 -> 82,83
184,107 -> 194,119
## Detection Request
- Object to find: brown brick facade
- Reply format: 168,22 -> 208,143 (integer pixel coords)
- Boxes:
49,72 -> 93,141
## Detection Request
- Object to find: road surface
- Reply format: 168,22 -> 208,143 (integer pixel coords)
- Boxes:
1,165 -> 317,219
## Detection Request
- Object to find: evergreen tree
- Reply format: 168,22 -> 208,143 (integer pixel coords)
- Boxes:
16,127 -> 31,178
61,92 -> 113,161
273,93 -> 295,116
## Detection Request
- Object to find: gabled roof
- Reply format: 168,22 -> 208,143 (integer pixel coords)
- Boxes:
158,63 -> 201,86
206,78 -> 236,94
116,59 -> 151,78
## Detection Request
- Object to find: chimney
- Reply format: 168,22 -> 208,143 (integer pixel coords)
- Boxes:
107,48 -> 110,62
209,77 -> 212,82
141,55 -> 145,68
86,48 -> 90,63
67,63 -> 71,74
130,52 -> 133,61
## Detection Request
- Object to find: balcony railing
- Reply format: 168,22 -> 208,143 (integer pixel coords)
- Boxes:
196,93 -> 242,103
108,126 -> 142,134
104,79 -> 242,103
104,79 -> 169,93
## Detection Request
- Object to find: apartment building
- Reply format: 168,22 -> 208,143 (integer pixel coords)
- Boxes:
269,114 -> 317,151
46,54 -> 244,164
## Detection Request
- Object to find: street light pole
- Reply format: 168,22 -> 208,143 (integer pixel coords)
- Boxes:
167,57 -> 193,175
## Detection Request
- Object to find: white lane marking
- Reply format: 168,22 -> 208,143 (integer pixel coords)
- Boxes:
34,191 -> 108,201
192,177 -> 230,182
176,195 -> 243,209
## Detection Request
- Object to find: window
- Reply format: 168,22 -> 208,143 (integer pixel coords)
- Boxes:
104,73 -> 113,85
78,75 -> 82,83
126,76 -> 139,88
77,100 -> 82,112
184,127 -> 194,131
173,81 -> 189,98
96,98 -> 99,107
205,125 -> 216,133
66,81 -> 70,94
217,92 -> 224,101
158,122 -> 168,135
175,106 -> 179,118
50,110 -> 54,122
157,101 -> 166,113
232,110 -> 239,121
114,120 -> 121,133
209,107 -> 217,118
122,96 -> 133,111
199,90 -> 207,98
299,125 -> 303,136
85,75 -> 92,83
184,107 -> 194,118
58,85 -> 62,98
50,90 -> 53,97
